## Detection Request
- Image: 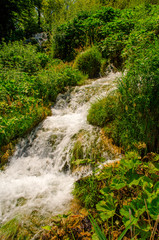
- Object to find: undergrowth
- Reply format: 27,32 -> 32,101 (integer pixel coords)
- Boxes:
73,152 -> 159,239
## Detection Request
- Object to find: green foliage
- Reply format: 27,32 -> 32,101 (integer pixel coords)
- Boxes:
0,65 -> 84,148
95,152 -> 159,239
73,174 -> 99,208
0,97 -> 50,147
100,59 -> 109,77
99,17 -> 135,67
90,214 -> 135,240
0,41 -> 84,151
0,41 -> 49,74
87,4 -> 159,152
53,7 -> 120,61
71,140 -> 84,166
117,34 -> 159,152
101,0 -> 159,9
73,152 -> 159,239
0,0 -> 38,40
87,93 -> 119,126
36,65 -> 84,102
89,214 -> 107,240
74,47 -> 102,78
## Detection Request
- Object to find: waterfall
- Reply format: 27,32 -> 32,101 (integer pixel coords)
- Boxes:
0,72 -> 121,223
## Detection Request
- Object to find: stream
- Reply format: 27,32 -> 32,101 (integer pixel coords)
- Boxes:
0,72 -> 121,224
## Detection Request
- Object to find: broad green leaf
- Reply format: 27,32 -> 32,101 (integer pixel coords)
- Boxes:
120,205 -> 131,220
130,198 -> 146,218
142,186 -> 152,198
137,220 -> 151,232
139,176 -> 153,189
110,177 -> 127,190
100,187 -> 111,196
120,205 -> 138,227
126,169 -> 141,187
96,195 -> 117,221
153,182 -> 159,193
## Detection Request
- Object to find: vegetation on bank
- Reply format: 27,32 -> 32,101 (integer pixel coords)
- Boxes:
55,152 -> 159,240
2,152 -> 158,239
1,2 -> 158,156
0,41 -> 85,167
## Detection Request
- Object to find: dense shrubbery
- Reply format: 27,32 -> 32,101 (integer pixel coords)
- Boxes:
53,7 -> 120,61
0,42 -> 85,151
53,3 -> 159,68
0,41 -> 49,74
36,66 -> 85,102
74,47 -> 102,78
87,4 -> 159,153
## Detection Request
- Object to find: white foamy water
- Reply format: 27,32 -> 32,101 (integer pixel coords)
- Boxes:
0,72 -> 120,223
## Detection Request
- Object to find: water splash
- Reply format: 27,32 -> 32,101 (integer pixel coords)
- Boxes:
0,72 -> 121,223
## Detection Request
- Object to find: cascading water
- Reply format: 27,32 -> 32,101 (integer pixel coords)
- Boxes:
0,72 -> 121,224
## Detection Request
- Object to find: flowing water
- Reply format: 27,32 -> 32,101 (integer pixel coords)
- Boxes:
0,72 -> 121,224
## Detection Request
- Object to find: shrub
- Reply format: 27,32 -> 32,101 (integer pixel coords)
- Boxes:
87,5 -> 159,152
36,66 -> 85,102
74,47 -> 102,78
87,94 -> 119,127
0,41 -> 49,74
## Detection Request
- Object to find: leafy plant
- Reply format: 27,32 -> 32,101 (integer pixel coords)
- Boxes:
97,152 -> 159,239
74,46 -> 102,78
74,152 -> 159,239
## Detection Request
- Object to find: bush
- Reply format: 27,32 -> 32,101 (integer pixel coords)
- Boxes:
87,4 -> 159,153
0,41 -> 49,74
0,97 -> 50,147
36,66 -> 85,102
74,47 -> 102,78
100,59 -> 109,77
87,94 -> 119,127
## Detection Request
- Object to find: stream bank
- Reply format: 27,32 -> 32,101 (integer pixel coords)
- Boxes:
0,72 -> 121,237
